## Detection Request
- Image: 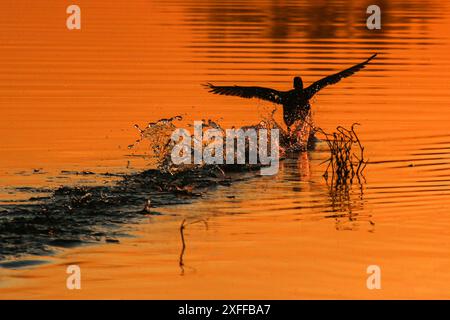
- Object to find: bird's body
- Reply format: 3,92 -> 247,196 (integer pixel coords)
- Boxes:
204,54 -> 377,148
281,89 -> 311,129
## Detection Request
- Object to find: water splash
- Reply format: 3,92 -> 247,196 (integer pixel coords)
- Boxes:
128,109 -> 315,174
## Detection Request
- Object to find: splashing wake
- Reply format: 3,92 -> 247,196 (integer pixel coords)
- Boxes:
0,112 -> 317,262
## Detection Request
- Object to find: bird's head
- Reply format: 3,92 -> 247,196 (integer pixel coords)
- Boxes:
293,76 -> 303,90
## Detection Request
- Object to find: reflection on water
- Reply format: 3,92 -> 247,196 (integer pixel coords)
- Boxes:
179,218 -> 209,276
183,0 -> 442,42
1,0 -> 450,298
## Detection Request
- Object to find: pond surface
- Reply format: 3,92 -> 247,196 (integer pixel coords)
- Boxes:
1,0 -> 450,298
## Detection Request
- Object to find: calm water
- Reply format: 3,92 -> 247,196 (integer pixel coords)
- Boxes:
1,0 -> 450,298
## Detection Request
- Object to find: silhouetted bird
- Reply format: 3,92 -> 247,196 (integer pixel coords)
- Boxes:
204,54 -> 377,133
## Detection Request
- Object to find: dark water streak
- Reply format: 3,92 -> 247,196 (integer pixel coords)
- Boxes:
0,163 -> 265,261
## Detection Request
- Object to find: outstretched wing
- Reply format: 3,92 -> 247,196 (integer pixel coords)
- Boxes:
304,53 -> 377,99
204,83 -> 284,104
